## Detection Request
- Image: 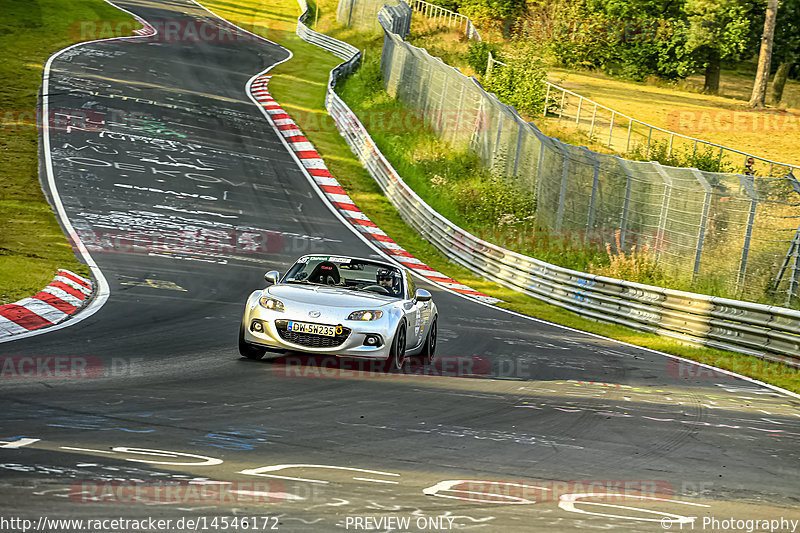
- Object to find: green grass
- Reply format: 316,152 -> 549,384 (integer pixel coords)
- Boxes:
198,0 -> 800,393
0,0 -> 135,303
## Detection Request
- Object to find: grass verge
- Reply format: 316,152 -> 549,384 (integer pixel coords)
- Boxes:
200,0 -> 800,393
0,0 -> 136,303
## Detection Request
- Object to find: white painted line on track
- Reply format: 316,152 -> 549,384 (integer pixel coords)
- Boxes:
60,446 -> 115,454
558,493 -> 709,523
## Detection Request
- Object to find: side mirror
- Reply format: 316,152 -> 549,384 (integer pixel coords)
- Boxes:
415,288 -> 432,302
264,271 -> 280,284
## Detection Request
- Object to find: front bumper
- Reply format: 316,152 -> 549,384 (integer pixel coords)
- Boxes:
242,312 -> 393,360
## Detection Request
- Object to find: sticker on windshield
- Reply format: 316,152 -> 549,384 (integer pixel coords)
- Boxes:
303,256 -> 351,264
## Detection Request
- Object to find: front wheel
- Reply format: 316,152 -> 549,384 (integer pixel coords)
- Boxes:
387,323 -> 407,371
239,322 -> 266,360
419,317 -> 437,364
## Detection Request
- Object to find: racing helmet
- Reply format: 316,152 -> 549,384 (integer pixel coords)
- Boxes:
376,268 -> 395,282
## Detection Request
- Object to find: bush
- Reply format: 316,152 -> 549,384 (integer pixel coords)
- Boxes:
427,0 -> 460,11
450,174 -> 536,226
465,41 -> 501,75
482,44 -> 547,116
629,139 -> 733,174
459,0 -> 525,21
589,230 -> 666,286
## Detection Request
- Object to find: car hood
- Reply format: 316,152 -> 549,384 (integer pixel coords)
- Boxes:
265,284 -> 397,308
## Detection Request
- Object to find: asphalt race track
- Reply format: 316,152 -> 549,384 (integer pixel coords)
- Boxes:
1,1 -> 799,531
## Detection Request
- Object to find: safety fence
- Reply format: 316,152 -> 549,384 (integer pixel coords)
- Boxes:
378,8 -> 800,307
338,0 -> 798,182
486,54 -> 800,179
337,0 -> 479,39
291,0 -> 800,365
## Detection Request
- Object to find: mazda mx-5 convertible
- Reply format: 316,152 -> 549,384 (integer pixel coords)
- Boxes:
238,255 -> 438,369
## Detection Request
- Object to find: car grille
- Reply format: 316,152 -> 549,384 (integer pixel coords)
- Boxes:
274,320 -> 351,348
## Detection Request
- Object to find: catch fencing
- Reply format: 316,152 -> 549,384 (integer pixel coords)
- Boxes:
377,8 -> 800,307
486,54 -> 800,179
338,0 -> 479,39
291,0 -> 800,365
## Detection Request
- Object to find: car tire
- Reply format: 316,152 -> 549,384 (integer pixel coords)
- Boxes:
239,322 -> 266,360
419,317 -> 437,364
387,323 -> 407,371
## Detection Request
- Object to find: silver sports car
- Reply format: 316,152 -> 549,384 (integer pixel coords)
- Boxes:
239,255 -> 438,369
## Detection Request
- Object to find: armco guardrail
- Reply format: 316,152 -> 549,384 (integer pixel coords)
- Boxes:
291,0 -> 800,366
297,0 -> 360,60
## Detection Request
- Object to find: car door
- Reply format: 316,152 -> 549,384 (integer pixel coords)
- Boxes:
403,270 -> 424,349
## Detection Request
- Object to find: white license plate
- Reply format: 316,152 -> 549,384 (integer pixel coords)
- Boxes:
287,321 -> 336,337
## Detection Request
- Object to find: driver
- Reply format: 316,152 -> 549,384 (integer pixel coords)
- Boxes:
376,269 -> 399,296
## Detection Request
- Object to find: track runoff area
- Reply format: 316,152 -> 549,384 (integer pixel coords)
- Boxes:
0,0 -> 797,532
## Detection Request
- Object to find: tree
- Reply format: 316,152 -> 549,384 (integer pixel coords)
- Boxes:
770,0 -> 800,104
459,0 -> 525,22
544,0 -> 698,81
748,0 -> 779,107
684,0 -> 754,93
591,0 -> 697,80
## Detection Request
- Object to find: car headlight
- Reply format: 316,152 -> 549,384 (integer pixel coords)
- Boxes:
347,310 -> 383,321
259,297 -> 285,312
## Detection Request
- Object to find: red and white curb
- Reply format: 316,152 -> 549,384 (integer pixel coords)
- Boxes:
132,16 -> 156,36
249,75 -> 498,303
0,270 -> 93,337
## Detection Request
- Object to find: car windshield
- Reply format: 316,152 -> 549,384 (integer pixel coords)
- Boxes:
283,256 -> 404,298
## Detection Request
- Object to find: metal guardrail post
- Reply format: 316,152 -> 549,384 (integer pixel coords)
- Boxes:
559,89 -> 565,119
513,122 -> 524,178
737,174 -> 758,296
652,162 -> 673,261
618,158 -> 633,250
589,105 -> 596,138
608,111 -> 615,148
347,0 -> 354,27
626,120 -> 632,152
555,147 -> 570,231
789,233 -> 800,307
691,169 -> 712,280
544,84 -> 550,117
576,97 -> 582,124
438,70 -> 449,133
535,141 -> 545,202
586,151 -> 600,233
492,112 -> 503,169
453,81 -> 465,146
